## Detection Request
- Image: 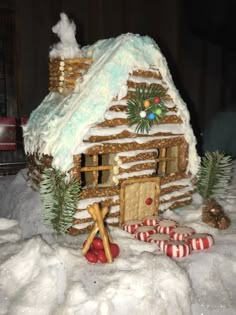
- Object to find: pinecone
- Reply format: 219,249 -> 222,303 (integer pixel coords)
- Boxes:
202,198 -> 230,229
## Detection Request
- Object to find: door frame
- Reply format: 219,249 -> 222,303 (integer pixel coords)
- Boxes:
119,177 -> 161,225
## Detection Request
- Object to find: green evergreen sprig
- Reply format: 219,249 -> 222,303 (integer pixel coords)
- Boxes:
126,84 -> 167,133
40,168 -> 81,234
196,151 -> 232,200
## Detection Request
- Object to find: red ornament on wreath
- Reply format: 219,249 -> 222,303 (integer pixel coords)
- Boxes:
154,97 -> 161,104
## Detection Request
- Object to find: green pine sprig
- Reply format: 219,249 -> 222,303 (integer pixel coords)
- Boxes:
40,168 -> 81,234
126,84 -> 167,133
196,151 -> 232,200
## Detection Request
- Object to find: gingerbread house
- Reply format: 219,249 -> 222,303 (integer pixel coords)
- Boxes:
23,15 -> 200,234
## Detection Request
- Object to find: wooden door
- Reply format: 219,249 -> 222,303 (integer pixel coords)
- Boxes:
119,177 -> 160,224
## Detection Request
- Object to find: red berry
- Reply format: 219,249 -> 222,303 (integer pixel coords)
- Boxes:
97,249 -> 107,263
154,97 -> 161,104
85,251 -> 98,264
91,247 -> 99,256
92,237 -> 104,250
110,243 -> 120,258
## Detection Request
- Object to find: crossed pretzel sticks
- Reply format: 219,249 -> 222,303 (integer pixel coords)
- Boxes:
82,203 -> 113,263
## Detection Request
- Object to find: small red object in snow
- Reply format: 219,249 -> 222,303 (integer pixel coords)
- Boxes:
85,251 -> 98,264
92,237 -> 104,250
110,243 -> 120,258
97,249 -> 108,263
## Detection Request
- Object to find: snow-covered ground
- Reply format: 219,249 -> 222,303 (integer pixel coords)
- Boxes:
0,168 -> 236,315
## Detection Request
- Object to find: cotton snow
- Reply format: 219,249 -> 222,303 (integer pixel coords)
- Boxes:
1,168 -> 236,314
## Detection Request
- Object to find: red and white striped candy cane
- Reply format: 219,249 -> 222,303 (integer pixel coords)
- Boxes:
122,220 -> 143,234
164,240 -> 192,258
143,215 -> 162,226
147,233 -> 171,250
185,233 -> 214,250
135,226 -> 156,241
170,226 -> 196,241
156,219 -> 178,234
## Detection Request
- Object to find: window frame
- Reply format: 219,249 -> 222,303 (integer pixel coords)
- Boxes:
80,153 -> 113,187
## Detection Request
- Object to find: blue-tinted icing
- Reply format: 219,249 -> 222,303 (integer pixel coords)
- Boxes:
50,35 -> 160,170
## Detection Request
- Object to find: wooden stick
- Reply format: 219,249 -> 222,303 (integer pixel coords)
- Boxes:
49,80 -> 75,87
64,78 -> 79,83
70,154 -> 81,181
159,148 -> 167,174
49,57 -> 93,62
49,71 -> 64,76
49,83 -> 74,90
83,203 -> 113,263
82,204 -> 108,255
154,180 -> 161,215
49,74 -> 82,82
119,184 -> 125,225
49,70 -> 64,76
49,64 -> 87,72
93,155 -> 99,186
92,204 -> 113,263
80,165 -> 113,172
63,57 -> 93,63
64,84 -> 75,89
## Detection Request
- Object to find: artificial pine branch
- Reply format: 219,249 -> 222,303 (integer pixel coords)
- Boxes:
196,151 -> 232,201
40,168 -> 81,234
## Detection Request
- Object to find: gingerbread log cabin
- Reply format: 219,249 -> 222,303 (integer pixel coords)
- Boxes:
23,16 -> 200,234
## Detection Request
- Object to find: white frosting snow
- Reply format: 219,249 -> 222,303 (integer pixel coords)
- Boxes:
159,197 -> 192,212
84,123 -> 184,139
77,195 -> 119,209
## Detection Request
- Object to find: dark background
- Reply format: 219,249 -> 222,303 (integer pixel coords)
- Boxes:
1,0 -> 236,145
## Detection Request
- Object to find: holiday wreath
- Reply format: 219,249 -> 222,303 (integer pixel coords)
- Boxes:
126,84 -> 167,133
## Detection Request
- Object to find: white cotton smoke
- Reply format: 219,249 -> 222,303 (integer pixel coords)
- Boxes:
49,12 -> 83,59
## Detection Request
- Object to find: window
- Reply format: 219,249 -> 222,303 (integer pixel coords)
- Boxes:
80,154 -> 114,187
156,146 -> 178,176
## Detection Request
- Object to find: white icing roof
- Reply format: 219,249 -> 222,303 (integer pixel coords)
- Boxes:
23,33 -> 200,175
